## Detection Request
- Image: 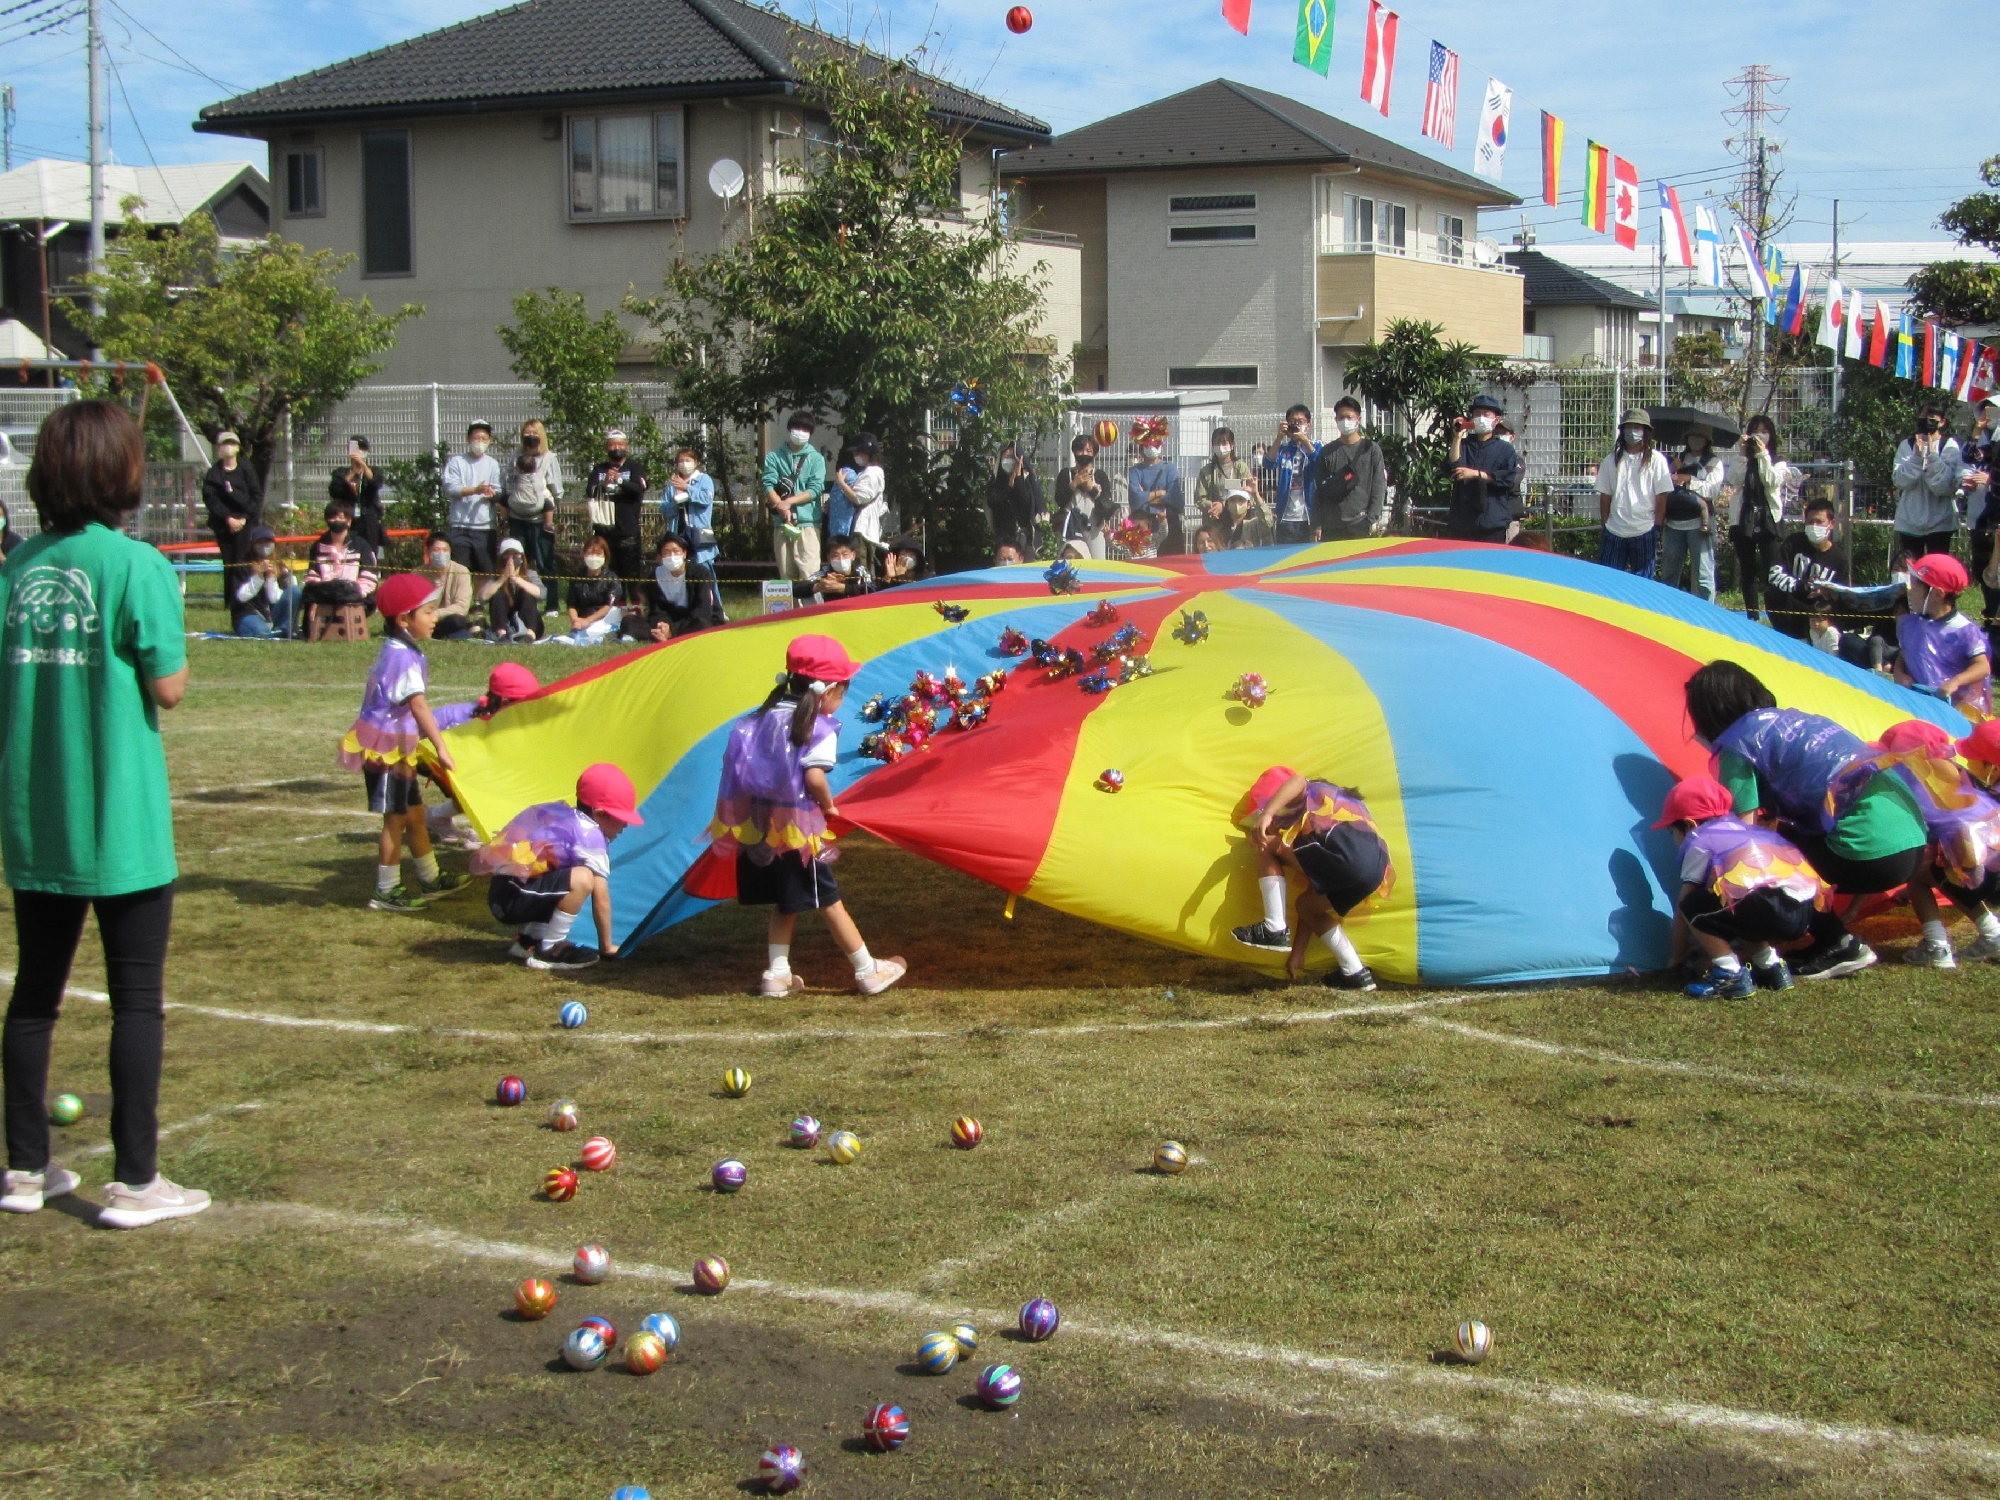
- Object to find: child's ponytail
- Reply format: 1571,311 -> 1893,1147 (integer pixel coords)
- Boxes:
760,671 -> 825,748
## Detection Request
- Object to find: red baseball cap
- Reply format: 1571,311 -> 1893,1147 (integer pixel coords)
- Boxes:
1653,774 -> 1736,828
576,763 -> 644,826
785,633 -> 863,684
1959,720 -> 2000,767
487,663 -> 539,702
1236,765 -> 1301,826
1878,718 -> 1954,755
375,573 -> 440,620
1909,553 -> 1969,593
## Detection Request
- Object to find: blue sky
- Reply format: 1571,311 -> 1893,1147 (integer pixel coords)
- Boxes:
2,0 -> 1988,245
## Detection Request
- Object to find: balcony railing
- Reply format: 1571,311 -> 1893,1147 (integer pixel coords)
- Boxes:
1316,239 -> 1522,275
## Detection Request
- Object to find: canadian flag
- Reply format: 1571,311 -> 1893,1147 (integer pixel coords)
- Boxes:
1611,156 -> 1639,249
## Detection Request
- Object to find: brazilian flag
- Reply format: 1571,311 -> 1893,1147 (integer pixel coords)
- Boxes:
1293,0 -> 1333,75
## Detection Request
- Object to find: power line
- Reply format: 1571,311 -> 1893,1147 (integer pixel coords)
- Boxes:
103,0 -> 238,94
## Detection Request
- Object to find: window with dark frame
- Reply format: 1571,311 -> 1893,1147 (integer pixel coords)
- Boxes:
284,149 -> 323,218
360,129 -> 412,276
1169,223 -> 1256,245
567,109 -> 684,220
1168,365 -> 1260,387
1170,193 -> 1256,213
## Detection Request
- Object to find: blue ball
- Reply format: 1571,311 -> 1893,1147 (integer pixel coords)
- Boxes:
611,1489 -> 651,1500
559,1001 -> 588,1030
641,1312 -> 680,1351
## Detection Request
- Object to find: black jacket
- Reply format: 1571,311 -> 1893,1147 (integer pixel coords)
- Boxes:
588,455 -> 651,540
634,562 -> 725,636
986,470 -> 1043,538
203,462 -> 263,532
1312,438 -> 1388,534
565,574 -> 623,617
1765,531 -> 1851,640
1445,434 -> 1521,533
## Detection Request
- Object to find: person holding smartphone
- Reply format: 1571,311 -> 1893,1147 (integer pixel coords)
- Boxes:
330,436 -> 384,551
1445,394 -> 1520,543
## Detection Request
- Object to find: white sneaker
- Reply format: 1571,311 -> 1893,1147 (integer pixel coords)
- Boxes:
99,1174 -> 211,1229
1959,933 -> 2000,964
758,969 -> 805,997
854,957 -> 907,996
1902,938 -> 1958,969
508,937 -> 533,960
1,1163 -> 80,1213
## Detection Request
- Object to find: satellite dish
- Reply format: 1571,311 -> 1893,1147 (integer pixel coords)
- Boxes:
708,158 -> 745,201
1474,238 -> 1501,267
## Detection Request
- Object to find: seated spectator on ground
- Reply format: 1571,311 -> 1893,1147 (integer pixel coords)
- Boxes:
622,532 -> 725,642
540,535 -> 623,646
300,502 -> 379,615
1192,526 -> 1222,554
795,533 -> 875,604
877,535 -> 927,587
229,524 -> 301,638
424,529 -> 476,640
479,536 -> 545,642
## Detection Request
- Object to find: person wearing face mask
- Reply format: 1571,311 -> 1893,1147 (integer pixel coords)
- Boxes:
202,429 -> 263,569
478,536 -> 545,642
1124,417 -> 1184,553
300,502 -> 379,618
585,427 -> 648,586
541,537 -> 624,646
443,421 -> 502,576
1269,406 -> 1317,547
505,420 -> 564,579
1893,553 -> 1991,713
841,435 -> 889,571
1054,436 -> 1109,560
1445,394 -> 1520,543
1892,404 -> 1966,565
1593,408 -> 1673,577
1311,397 -> 1388,543
1724,415 -> 1792,623
763,411 -> 827,581
1194,426 -> 1255,548
1658,425 -> 1725,603
622,531 -> 724,641
423,530 -> 476,640
661,446 -> 717,570
329,437 -> 385,552
796,533 -> 876,603
985,442 -> 1041,559
1765,498 -> 1857,647
229,525 -> 301,639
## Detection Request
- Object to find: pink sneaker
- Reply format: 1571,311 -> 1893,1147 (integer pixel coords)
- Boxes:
854,957 -> 907,996
758,970 -> 805,998
99,1174 -> 211,1229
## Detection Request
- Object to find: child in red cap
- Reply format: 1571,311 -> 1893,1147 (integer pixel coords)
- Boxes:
433,661 -> 539,731
1660,773 -> 1828,998
470,763 -> 644,969
707,633 -> 906,996
336,573 -> 468,911
1866,720 -> 2000,968
1231,766 -> 1392,991
1894,554 -> 1991,712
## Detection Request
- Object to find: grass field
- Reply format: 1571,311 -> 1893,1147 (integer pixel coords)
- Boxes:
4,624 -> 2000,1498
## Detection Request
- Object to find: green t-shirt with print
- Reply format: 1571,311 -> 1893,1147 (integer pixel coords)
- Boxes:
0,523 -> 186,895
1716,749 -> 1925,862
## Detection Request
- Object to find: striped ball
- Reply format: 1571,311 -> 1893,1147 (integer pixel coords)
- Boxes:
548,1099 -> 581,1132
562,1324 -> 608,1369
863,1402 -> 910,1452
721,1067 -> 752,1097
543,1166 -> 578,1202
950,1116 -> 983,1149
693,1255 -> 730,1294
581,1136 -> 617,1172
789,1114 -> 822,1148
975,1362 -> 1022,1409
610,1488 -> 651,1500
514,1277 -> 557,1319
916,1331 -> 959,1374
951,1321 -> 978,1355
580,1315 -> 618,1349
1018,1297 -> 1060,1342
1452,1319 -> 1492,1365
757,1444 -> 806,1493
625,1330 -> 668,1375
495,1075 -> 527,1106
641,1312 -> 680,1352
573,1243 -> 610,1284
1154,1140 -> 1189,1174
712,1158 -> 747,1193
48,1092 -> 83,1126
824,1129 -> 862,1165
560,1001 -> 588,1029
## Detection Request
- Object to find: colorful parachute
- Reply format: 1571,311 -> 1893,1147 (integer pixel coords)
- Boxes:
443,540 -> 1963,985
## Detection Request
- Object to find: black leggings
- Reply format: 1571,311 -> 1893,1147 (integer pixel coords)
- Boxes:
3,885 -> 173,1185
1730,530 -> 1777,617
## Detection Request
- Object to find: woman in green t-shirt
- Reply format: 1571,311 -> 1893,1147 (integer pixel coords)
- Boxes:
0,401 -> 208,1228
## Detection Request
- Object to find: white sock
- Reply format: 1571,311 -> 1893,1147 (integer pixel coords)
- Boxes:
1976,911 -> 2000,941
767,944 -> 791,977
414,851 -> 440,885
1710,953 -> 1742,973
1747,946 -> 1780,969
541,908 -> 576,947
1319,926 -> 1364,976
1258,876 -> 1287,929
522,922 -> 549,942
1922,918 -> 1949,947
849,945 -> 875,975
376,864 -> 400,894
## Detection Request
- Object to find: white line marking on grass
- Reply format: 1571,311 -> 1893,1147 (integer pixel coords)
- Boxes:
1415,1018 -> 2000,1111
194,831 -> 353,857
171,802 -> 376,819
77,1102 -> 262,1158
248,1202 -> 2000,1468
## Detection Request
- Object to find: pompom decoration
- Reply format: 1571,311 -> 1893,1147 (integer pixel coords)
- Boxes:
1044,558 -> 1081,595
1110,517 -> 1154,556
825,1129 -> 863,1164
1044,647 -> 1085,681
1084,601 -> 1120,627
861,732 -> 909,764
949,379 -> 984,418
1130,415 -> 1169,446
1029,638 -> 1056,664
976,669 -> 1008,696
625,1330 -> 668,1374
712,1158 -> 748,1193
641,1312 -> 680,1351
514,1277 -> 558,1319
863,1403 -> 911,1451
1453,1319 -> 1493,1365
559,1000 -> 588,1029
1226,672 -> 1269,709
544,1165 -> 579,1201
573,1243 -> 610,1284
975,1363 -> 1023,1409
721,1067 -> 752,1097
950,1116 -> 984,1149
1005,5 -> 1031,34
495,1075 -> 527,1106
1093,623 -> 1141,660
952,1321 -> 979,1355
693,1255 -> 730,1294
860,692 -> 887,722
548,1099 -> 581,1132
950,699 -> 990,731
997,627 -> 1030,656
1093,419 -> 1119,447
1172,609 -> 1210,646
916,1331 -> 960,1373
48,1092 -> 83,1126
1154,1140 -> 1189,1174
580,1136 -> 617,1171
1095,769 -> 1125,793
563,1324 -> 608,1370
790,1114 -> 823,1148
933,601 -> 971,623
581,1315 -> 618,1349
1018,1297 -> 1061,1342
758,1444 -> 807,1493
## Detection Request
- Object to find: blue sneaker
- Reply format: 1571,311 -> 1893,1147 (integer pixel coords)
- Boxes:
1751,959 -> 1794,991
1686,965 -> 1755,1000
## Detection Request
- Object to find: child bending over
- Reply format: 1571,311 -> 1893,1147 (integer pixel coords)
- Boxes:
1231,766 -> 1393,991
471,763 -> 643,970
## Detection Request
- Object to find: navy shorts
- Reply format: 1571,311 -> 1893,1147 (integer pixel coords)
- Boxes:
1291,823 -> 1390,916
488,868 -> 573,927
365,768 -> 423,815
1681,886 -> 1814,945
736,849 -> 840,915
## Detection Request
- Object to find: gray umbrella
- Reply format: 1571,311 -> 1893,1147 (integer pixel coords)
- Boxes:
1645,405 -> 1742,447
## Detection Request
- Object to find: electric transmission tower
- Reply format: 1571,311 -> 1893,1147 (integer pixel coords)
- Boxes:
1722,64 -> 1791,396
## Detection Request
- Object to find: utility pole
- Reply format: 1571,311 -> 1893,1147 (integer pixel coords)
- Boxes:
2,85 -> 14,173
85,0 -> 106,350
1656,207 -> 1669,405
1829,198 -> 1842,416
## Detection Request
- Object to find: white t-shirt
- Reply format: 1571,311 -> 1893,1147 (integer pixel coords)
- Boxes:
1596,448 -> 1675,539
848,465 -> 887,544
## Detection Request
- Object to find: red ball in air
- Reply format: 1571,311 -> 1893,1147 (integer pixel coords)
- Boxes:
1006,6 -> 1032,33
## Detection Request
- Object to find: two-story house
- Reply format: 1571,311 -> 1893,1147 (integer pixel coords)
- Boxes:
999,78 -> 1523,416
194,0 -> 1076,385
1504,249 -> 1654,366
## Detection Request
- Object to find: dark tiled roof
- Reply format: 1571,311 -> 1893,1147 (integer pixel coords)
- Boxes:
999,78 -> 1518,205
196,0 -> 1046,139
1505,250 -> 1653,309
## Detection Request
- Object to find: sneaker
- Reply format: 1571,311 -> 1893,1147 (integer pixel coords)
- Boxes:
759,969 -> 806,997
420,870 -> 471,898
368,884 -> 427,914
1959,934 -> 2000,964
507,936 -> 533,960
99,1174 -> 211,1229
1324,965 -> 1377,992
1686,965 -> 1756,1000
1751,959 -> 1795,992
512,626 -> 536,643
854,957 -> 907,996
1794,937 -> 1878,980
525,942 -> 599,972
1,1163 -> 80,1214
1902,938 -> 1958,969
1231,921 -> 1292,952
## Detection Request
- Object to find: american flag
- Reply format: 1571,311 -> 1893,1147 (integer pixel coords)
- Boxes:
1421,41 -> 1459,149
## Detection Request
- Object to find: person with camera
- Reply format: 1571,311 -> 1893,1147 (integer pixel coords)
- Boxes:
1893,402 -> 1966,564
1269,406 -> 1317,546
586,427 -> 649,586
663,446 -> 718,570
1311,396 -> 1388,543
229,525 -> 302,639
1055,434 -> 1110,560
330,436 -> 385,551
1725,415 -> 1792,622
763,412 -> 826,581
1445,394 -> 1521,544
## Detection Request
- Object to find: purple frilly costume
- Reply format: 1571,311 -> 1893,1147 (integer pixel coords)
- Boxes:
1681,815 -> 1827,909
469,801 -> 611,879
707,706 -> 841,865
337,636 -> 430,772
1712,708 -> 1868,835
1829,749 -> 2000,891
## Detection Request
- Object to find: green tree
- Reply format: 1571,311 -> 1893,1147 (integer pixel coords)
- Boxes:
1831,361 -> 1933,488
72,206 -> 421,482
1666,329 -> 1734,410
1908,153 -> 2000,326
630,47 -> 1065,567
1341,318 -> 1501,522
497,288 -> 659,467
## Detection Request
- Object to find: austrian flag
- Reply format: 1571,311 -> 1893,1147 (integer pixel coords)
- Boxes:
1360,1 -> 1398,116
